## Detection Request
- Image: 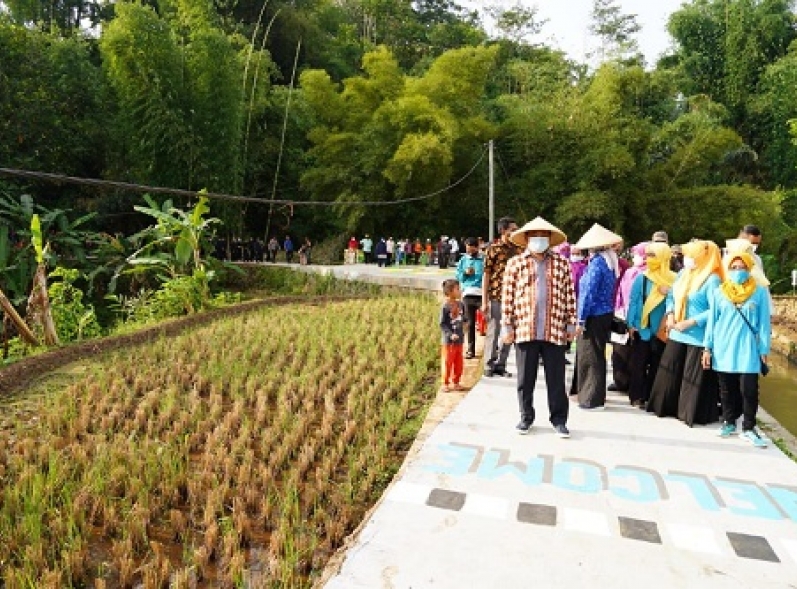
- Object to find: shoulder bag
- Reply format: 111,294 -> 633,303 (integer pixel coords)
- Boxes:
733,303 -> 769,377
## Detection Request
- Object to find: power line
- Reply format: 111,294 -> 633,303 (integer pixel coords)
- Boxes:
0,147 -> 488,207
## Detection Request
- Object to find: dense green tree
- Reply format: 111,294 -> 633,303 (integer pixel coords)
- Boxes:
590,0 -> 641,63
300,45 -> 498,235
0,17 -> 106,208
751,42 -> 797,187
101,0 -> 244,194
668,0 -> 796,123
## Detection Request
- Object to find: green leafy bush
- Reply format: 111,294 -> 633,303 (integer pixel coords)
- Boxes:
48,268 -> 102,342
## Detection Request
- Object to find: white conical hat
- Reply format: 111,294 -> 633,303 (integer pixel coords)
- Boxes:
573,223 -> 623,251
510,217 -> 567,248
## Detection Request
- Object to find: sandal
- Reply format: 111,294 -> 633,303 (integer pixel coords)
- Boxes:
441,384 -> 451,392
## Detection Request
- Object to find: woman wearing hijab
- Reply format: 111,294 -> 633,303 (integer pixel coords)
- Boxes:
610,242 -> 648,393
626,242 -> 676,408
702,250 -> 771,447
571,223 -> 623,410
647,240 -> 723,426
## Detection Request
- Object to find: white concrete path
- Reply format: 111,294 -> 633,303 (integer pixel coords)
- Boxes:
289,264 -> 797,588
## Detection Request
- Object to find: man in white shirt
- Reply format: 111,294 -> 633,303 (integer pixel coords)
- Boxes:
386,237 -> 395,265
449,236 -> 459,266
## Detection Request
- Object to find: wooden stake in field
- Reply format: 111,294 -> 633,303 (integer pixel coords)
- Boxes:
0,286 -> 38,346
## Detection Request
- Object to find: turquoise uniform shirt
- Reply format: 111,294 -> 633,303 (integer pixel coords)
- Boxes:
456,254 -> 484,296
665,273 -> 721,347
704,286 -> 771,373
626,274 -> 666,341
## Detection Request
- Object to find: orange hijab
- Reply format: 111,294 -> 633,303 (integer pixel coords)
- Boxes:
672,240 -> 723,321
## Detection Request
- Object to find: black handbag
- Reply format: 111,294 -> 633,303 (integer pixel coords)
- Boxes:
611,316 -> 628,335
733,304 -> 769,377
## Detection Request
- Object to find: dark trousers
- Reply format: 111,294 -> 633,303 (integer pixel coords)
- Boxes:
628,335 -> 665,404
575,313 -> 612,408
364,251 -> 372,264
462,295 -> 480,357
611,342 -> 632,391
484,300 -> 511,372
516,340 -> 569,426
718,372 -> 759,431
285,250 -> 293,263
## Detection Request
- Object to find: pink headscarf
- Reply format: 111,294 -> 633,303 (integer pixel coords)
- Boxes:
615,242 -> 648,314
555,241 -> 571,259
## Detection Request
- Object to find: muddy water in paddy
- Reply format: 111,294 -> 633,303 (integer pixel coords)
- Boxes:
760,353 -> 797,437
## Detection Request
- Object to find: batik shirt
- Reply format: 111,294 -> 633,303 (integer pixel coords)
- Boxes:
484,239 -> 520,301
501,250 -> 577,345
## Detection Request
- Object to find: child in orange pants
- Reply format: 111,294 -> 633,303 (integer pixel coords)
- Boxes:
440,279 -> 465,391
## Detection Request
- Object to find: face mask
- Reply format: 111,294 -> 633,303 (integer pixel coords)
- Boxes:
647,258 -> 661,272
527,237 -> 550,253
571,255 -> 584,262
729,269 -> 750,284
632,254 -> 644,267
683,256 -> 696,270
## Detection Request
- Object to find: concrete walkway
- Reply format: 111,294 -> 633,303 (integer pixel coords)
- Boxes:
297,264 -> 797,588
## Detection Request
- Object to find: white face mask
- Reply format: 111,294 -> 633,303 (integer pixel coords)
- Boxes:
632,254 -> 644,267
571,255 -> 584,262
683,256 -> 696,270
527,236 -> 550,253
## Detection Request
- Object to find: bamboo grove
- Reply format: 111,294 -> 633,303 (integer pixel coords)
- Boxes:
3,1 -> 797,286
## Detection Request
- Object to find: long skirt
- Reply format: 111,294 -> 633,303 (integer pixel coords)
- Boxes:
610,342 -> 632,391
575,313 -> 613,409
647,339 -> 719,426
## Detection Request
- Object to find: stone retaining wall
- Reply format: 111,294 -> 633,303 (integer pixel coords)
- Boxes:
772,296 -> 797,363
774,296 -> 797,321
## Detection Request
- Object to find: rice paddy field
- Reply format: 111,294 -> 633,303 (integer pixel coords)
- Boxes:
0,294 -> 440,588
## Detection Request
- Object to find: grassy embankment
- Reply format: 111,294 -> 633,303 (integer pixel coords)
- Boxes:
0,292 -> 440,587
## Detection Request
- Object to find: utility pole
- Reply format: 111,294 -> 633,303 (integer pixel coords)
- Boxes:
488,140 -> 495,243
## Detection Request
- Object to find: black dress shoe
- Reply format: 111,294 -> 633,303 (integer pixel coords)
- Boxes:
608,383 -> 619,391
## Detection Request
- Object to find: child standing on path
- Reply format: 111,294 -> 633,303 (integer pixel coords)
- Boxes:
440,279 -> 465,392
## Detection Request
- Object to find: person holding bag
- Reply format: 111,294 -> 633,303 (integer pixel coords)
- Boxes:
647,240 -> 723,426
626,242 -> 676,408
702,251 -> 771,447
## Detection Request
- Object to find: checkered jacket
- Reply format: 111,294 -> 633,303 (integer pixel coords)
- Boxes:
501,250 -> 577,345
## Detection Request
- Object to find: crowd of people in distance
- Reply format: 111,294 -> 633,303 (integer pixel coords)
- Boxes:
439,216 -> 773,447
344,235 -> 488,268
215,235 -> 313,265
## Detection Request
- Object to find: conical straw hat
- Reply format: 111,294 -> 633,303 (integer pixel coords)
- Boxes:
573,223 -> 623,251
510,217 -> 567,248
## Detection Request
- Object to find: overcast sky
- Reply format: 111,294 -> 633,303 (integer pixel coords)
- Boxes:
461,0 -> 687,66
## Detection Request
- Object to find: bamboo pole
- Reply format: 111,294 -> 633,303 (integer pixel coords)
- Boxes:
0,286 -> 38,346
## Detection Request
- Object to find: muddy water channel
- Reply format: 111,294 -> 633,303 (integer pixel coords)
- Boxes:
760,353 -> 797,437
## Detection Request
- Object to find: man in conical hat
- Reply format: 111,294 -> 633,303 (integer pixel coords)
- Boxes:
501,216 -> 577,438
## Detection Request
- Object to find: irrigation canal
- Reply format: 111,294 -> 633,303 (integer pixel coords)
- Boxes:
273,262 -> 797,588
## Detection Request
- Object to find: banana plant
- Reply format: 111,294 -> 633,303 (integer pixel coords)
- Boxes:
125,191 -> 225,279
27,214 -> 59,346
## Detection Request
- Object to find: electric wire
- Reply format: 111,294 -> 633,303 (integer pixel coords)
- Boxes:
0,144 -> 488,207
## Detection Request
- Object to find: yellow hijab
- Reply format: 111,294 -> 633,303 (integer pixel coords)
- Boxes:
672,240 -> 724,321
720,251 -> 757,305
725,238 -> 770,287
641,242 -> 677,328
